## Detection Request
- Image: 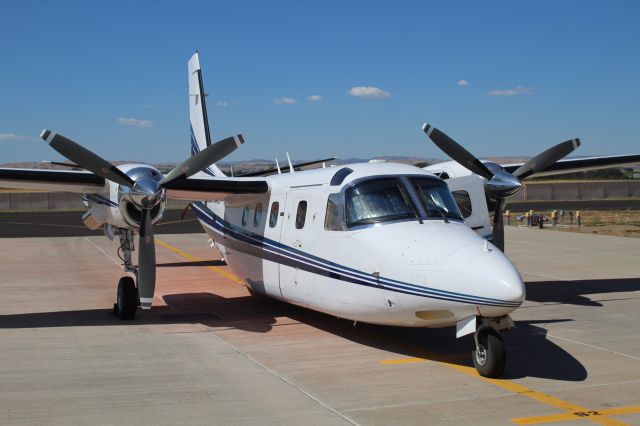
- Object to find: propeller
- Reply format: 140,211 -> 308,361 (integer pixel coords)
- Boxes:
40,129 -> 244,308
421,123 -> 580,252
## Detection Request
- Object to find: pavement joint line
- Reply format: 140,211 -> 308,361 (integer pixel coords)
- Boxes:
546,333 -> 640,361
155,239 -> 245,285
378,356 -> 631,426
83,236 -> 121,267
194,322 -> 360,426
151,239 -> 634,426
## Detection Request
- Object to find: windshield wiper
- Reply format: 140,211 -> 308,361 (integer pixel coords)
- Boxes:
432,206 -> 450,223
398,184 -> 423,224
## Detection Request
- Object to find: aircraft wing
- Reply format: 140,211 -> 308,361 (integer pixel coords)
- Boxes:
164,176 -> 269,201
0,167 -> 107,193
0,167 -> 268,201
501,154 -> 640,178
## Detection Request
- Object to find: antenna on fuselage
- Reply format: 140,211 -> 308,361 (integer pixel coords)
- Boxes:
286,152 -> 294,173
275,158 -> 282,174
230,164 -> 234,177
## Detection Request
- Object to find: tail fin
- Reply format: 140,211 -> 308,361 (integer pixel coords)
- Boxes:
188,52 -> 224,177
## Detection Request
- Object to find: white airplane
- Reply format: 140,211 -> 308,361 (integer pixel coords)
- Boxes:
1,53 -> 639,378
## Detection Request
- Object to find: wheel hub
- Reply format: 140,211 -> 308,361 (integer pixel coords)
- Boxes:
475,345 -> 487,366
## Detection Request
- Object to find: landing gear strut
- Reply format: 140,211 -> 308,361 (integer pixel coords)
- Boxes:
112,229 -> 140,320
471,316 -> 513,378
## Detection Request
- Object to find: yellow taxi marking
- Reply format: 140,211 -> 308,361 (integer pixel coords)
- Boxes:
381,358 -> 634,425
155,239 -> 245,285
155,240 -> 633,425
512,406 -> 640,425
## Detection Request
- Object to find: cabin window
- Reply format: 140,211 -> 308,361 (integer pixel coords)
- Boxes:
269,202 -> 279,228
324,193 -> 345,231
452,190 -> 472,219
410,178 -> 463,221
345,178 -> 417,228
253,202 -> 263,226
295,201 -> 307,229
241,207 -> 249,226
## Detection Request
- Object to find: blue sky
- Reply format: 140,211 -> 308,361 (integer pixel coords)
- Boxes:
0,1 -> 638,163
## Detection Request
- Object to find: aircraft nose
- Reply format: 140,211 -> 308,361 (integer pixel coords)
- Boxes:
464,245 -> 525,310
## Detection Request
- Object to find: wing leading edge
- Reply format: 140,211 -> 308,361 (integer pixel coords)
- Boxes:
501,154 -> 640,178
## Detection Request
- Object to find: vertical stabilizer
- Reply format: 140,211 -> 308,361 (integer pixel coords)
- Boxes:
188,52 -> 224,176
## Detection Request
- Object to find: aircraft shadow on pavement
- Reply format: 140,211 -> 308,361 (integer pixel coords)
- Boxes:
525,277 -> 640,307
5,276 -> 639,381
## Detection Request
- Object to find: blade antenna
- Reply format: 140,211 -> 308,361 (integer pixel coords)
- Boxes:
286,152 -> 294,173
275,158 -> 281,174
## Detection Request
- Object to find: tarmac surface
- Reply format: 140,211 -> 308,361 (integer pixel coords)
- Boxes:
0,227 -> 639,425
0,208 -> 204,237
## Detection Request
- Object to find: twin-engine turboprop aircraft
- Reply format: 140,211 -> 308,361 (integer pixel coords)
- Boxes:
1,53 -> 639,378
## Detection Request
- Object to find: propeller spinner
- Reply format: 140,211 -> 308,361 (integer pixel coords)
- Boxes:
421,123 -> 580,251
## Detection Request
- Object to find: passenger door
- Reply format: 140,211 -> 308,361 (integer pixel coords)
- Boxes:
278,189 -> 321,305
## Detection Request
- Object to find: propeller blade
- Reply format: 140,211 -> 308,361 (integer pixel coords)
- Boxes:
41,130 -> 134,187
512,138 -> 581,179
159,134 -> 245,186
492,198 -> 506,252
137,209 -> 156,309
422,123 -> 494,180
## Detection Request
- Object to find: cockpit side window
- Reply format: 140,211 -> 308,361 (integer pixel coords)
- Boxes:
345,178 -> 417,228
324,193 -> 345,231
411,178 -> 463,221
451,190 -> 472,218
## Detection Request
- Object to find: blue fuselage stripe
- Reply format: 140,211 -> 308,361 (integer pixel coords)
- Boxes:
191,202 -> 520,308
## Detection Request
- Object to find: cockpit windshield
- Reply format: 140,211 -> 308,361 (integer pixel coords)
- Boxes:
345,178 -> 417,228
410,178 -> 463,221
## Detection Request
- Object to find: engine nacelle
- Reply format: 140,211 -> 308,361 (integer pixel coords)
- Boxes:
81,164 -> 166,231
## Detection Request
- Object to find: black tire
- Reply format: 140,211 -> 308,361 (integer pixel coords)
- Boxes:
472,329 -> 506,378
116,276 -> 138,320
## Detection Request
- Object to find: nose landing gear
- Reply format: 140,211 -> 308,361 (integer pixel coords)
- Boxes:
468,315 -> 514,378
473,327 -> 505,378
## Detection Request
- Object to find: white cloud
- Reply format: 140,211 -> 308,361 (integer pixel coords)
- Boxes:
117,117 -> 154,128
457,79 -> 469,87
273,97 -> 298,105
0,133 -> 30,142
216,101 -> 229,107
307,95 -> 323,102
487,86 -> 535,96
348,86 -> 390,99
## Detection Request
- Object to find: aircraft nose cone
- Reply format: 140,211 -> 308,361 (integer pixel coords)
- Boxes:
130,177 -> 162,208
464,246 -> 525,314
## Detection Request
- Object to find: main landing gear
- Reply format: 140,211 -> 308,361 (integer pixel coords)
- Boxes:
471,316 -> 513,378
112,229 -> 140,320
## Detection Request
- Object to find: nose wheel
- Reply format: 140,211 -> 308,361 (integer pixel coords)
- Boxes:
472,327 -> 505,378
113,276 -> 139,320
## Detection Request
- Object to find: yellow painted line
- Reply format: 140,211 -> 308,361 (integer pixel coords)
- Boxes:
380,357 -> 631,426
155,239 -> 245,285
379,357 -> 427,365
512,406 -> 640,425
